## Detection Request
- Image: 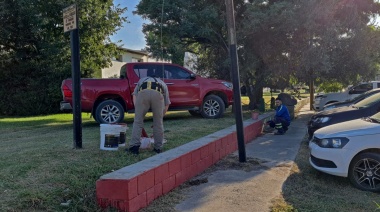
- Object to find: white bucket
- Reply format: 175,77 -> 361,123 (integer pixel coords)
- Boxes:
100,124 -> 128,150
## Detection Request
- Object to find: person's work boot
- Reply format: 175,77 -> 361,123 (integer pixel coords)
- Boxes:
263,126 -> 274,133
153,148 -> 161,154
274,131 -> 284,135
127,145 -> 140,155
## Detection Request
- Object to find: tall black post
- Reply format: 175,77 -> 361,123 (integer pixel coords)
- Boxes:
225,0 -> 246,162
70,11 -> 82,148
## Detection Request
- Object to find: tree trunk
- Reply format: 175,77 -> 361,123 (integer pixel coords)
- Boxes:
310,70 -> 314,110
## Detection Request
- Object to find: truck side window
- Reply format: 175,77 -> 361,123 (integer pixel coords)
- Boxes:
133,64 -> 154,79
165,66 -> 191,79
350,83 -> 373,94
120,64 -> 127,79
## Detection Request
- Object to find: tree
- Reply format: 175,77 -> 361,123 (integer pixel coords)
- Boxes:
136,0 -> 380,111
0,0 -> 127,115
136,0 -> 248,81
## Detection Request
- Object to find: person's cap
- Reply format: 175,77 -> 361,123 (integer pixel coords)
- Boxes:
276,97 -> 282,101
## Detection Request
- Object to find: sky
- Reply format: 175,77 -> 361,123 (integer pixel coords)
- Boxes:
110,0 -> 147,50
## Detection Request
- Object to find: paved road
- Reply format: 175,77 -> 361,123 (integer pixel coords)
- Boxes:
175,105 -> 314,212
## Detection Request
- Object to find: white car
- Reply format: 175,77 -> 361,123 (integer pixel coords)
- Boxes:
313,82 -> 380,110
309,113 -> 380,192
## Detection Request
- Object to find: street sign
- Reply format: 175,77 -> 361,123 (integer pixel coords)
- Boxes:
63,4 -> 77,32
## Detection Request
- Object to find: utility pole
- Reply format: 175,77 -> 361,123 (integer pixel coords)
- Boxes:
225,0 -> 246,162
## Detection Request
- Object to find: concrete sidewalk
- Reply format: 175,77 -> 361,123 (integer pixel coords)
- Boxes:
174,105 -> 314,212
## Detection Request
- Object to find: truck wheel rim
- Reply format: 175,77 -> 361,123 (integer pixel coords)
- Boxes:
352,158 -> 380,190
203,99 -> 220,117
101,105 -> 120,123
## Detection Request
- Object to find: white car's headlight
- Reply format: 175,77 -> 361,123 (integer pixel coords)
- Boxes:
315,116 -> 331,123
222,82 -> 233,89
313,137 -> 349,148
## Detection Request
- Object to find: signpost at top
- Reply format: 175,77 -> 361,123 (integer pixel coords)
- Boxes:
63,4 -> 82,148
63,4 -> 77,33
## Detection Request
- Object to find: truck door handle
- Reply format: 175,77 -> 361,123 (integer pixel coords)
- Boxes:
165,83 -> 174,85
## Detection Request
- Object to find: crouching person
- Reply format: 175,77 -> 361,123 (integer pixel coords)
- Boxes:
266,97 -> 291,135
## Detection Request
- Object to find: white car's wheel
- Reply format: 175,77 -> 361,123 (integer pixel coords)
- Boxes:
348,152 -> 380,192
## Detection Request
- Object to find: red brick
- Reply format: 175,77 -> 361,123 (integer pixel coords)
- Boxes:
128,192 -> 147,212
215,139 -> 222,151
231,132 -> 237,141
175,171 -> 186,187
162,176 -> 176,194
138,169 -> 155,194
188,164 -> 198,179
196,159 -> 207,173
221,136 -> 228,149
220,147 -> 226,158
146,182 -> 163,205
200,145 -> 209,159
97,179 -> 129,200
199,157 -> 212,172
225,144 -> 233,154
181,153 -> 192,169
168,158 -> 181,176
232,142 -> 238,152
208,142 -> 216,153
191,149 -> 201,164
154,183 -> 163,199
146,187 -> 155,205
182,166 -> 192,181
212,151 -> 220,164
154,164 -> 169,184
118,200 -> 129,212
204,155 -> 213,168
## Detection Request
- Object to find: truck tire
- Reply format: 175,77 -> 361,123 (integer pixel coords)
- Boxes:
95,100 -> 125,124
200,95 -> 225,119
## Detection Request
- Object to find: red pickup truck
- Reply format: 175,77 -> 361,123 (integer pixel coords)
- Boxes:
60,62 -> 234,124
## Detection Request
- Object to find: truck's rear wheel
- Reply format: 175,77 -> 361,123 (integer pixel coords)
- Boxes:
200,95 -> 225,119
95,100 -> 125,124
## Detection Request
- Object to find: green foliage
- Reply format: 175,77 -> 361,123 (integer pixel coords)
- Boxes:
0,0 -> 127,115
136,0 -> 248,81
317,81 -> 345,93
137,0 -> 380,106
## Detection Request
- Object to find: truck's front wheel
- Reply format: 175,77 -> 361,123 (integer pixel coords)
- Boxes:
200,95 -> 225,119
95,100 -> 125,124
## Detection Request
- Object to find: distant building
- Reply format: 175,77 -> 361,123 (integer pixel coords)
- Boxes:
101,47 -> 169,78
184,52 -> 198,73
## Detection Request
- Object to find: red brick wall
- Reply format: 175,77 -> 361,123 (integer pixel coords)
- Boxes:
96,119 -> 264,212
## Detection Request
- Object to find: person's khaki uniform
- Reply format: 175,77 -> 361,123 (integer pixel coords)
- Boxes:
129,77 -> 170,150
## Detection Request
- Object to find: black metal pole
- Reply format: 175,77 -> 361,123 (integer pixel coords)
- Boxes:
225,0 -> 246,162
70,9 -> 82,148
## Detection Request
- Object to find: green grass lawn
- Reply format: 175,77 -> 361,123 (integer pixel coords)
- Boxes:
0,108 -> 254,211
